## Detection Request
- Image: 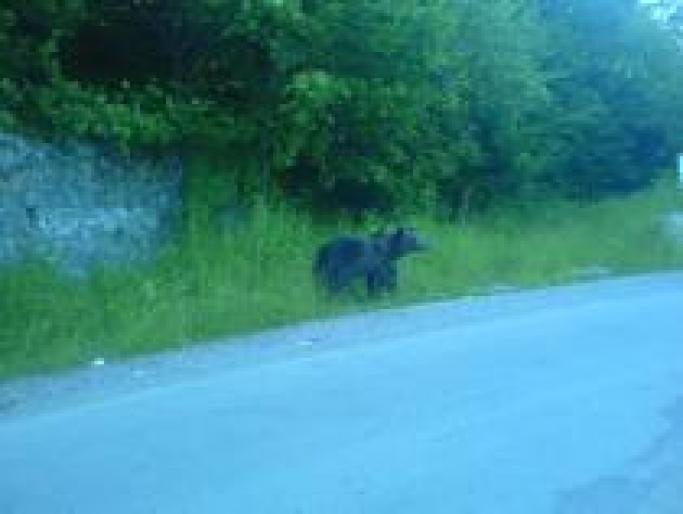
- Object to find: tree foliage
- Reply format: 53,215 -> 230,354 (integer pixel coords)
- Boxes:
1,0 -> 682,214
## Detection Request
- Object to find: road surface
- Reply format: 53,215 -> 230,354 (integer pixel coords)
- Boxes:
1,272 -> 682,514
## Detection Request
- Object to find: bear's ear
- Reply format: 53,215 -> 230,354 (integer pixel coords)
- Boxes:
388,227 -> 405,250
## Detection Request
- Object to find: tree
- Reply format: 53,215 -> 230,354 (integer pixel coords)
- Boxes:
535,0 -> 683,197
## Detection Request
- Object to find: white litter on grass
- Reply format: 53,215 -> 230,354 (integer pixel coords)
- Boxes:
488,284 -> 517,294
295,339 -> 317,348
91,358 -> 106,367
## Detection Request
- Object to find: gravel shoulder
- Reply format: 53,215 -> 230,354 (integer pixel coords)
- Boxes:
1,271 -> 682,421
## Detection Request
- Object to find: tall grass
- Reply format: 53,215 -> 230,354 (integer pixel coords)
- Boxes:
0,201 -> 327,378
1,181 -> 682,379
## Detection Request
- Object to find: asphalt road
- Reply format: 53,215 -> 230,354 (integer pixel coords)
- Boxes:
1,272 -> 682,514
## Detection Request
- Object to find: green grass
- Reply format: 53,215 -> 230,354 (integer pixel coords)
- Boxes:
2,183 -> 683,380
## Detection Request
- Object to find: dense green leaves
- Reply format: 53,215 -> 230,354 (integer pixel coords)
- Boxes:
536,0 -> 683,197
1,0 -> 682,213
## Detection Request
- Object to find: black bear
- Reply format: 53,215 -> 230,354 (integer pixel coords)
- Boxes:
313,227 -> 427,295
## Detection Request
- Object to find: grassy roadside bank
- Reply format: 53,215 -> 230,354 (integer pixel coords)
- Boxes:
2,184 -> 682,380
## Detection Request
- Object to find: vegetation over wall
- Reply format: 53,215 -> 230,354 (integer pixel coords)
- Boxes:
1,0 -> 682,216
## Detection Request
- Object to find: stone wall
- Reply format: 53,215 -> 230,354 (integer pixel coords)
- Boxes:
0,132 -> 182,275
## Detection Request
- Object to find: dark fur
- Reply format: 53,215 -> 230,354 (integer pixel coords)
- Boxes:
313,227 -> 427,295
